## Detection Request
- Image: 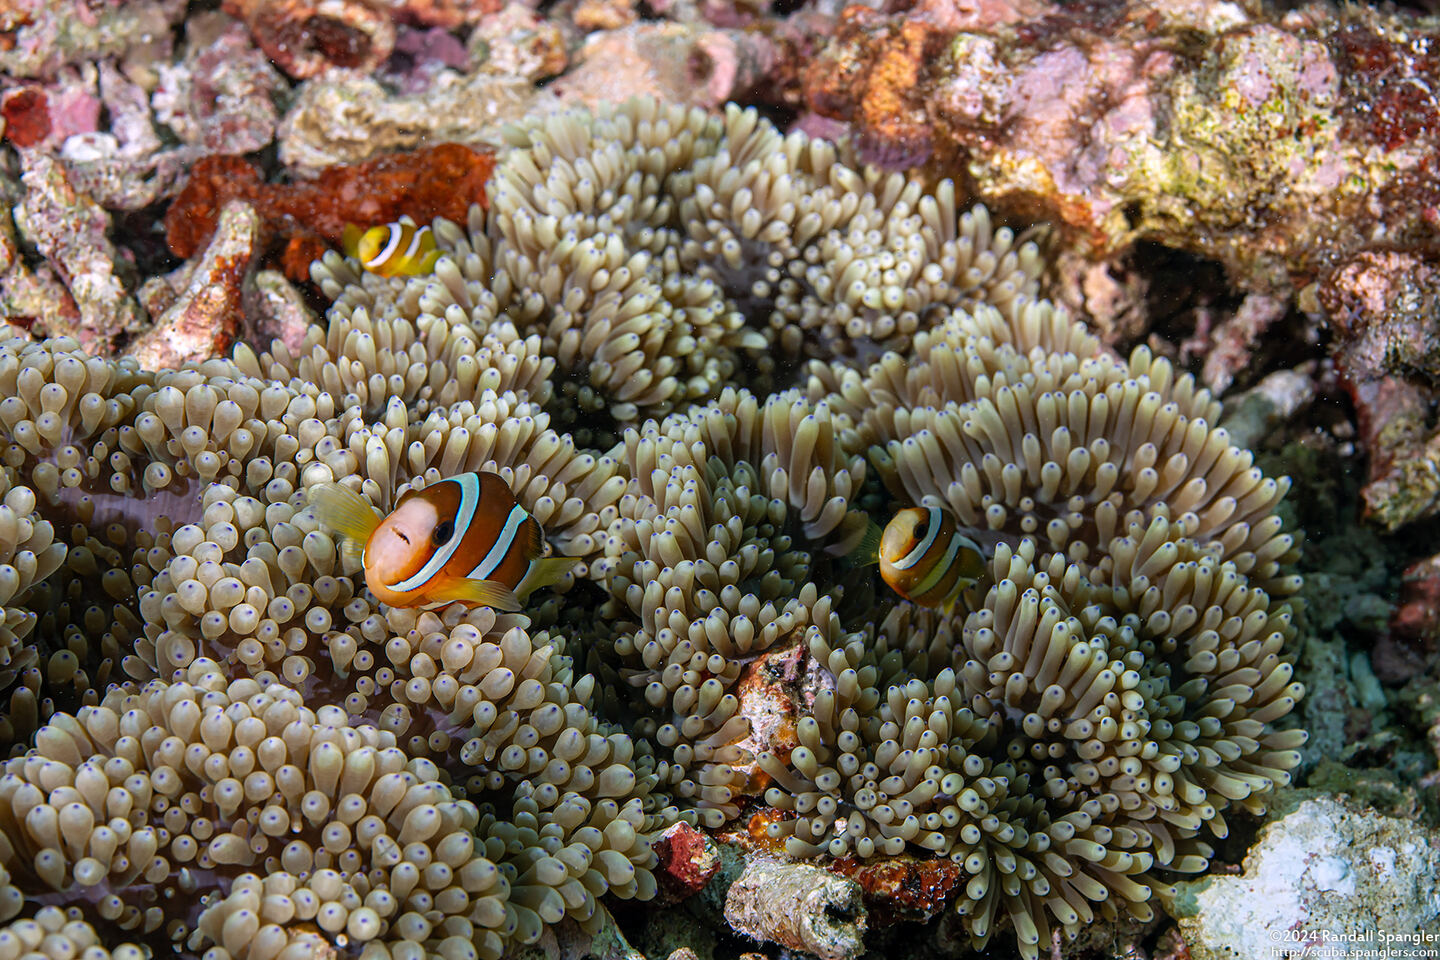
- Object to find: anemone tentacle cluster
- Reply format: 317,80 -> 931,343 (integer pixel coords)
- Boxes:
765,297 -> 1306,953
0,98 -> 1302,960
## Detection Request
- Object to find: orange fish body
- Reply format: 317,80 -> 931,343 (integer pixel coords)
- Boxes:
341,215 -> 443,278
307,472 -> 574,611
876,507 -> 986,610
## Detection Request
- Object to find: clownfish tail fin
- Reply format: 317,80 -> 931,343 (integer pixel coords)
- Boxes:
427,576 -> 523,612
515,556 -> 579,605
307,482 -> 381,546
844,519 -> 883,567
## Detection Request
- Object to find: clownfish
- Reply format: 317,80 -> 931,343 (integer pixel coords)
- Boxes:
341,215 -> 443,278
306,472 -> 575,611
852,507 -> 987,611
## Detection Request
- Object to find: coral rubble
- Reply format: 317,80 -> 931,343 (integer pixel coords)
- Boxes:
0,0 -> 183,78
12,153 -> 147,353
152,18 -> 288,156
128,200 -> 260,370
724,858 -> 867,960
223,0 -> 397,80
0,99 -> 1305,960
1168,793 -> 1440,958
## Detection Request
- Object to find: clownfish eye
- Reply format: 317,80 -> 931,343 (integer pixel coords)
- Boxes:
911,515 -> 929,539
432,520 -> 456,545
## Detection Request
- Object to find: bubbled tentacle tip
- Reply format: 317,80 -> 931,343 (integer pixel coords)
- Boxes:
0,97 -> 1302,960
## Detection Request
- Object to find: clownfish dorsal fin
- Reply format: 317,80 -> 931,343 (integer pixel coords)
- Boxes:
307,482 -> 382,546
341,223 -> 365,259
426,576 -> 523,612
514,556 -> 578,605
954,534 -> 988,581
844,519 -> 883,567
515,515 -> 544,561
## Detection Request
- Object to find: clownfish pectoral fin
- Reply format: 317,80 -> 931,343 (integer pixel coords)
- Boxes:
307,482 -> 382,546
341,223 -> 365,259
425,576 -> 523,612
941,579 -> 978,618
514,556 -> 579,605
844,519 -> 884,567
338,537 -> 365,568
392,251 -> 438,277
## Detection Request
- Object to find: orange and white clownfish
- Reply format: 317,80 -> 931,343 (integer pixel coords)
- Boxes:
306,472 -> 575,611
852,506 -> 987,611
341,215 -> 443,278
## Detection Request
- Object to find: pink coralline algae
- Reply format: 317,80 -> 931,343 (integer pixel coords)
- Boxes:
0,205 -> 81,339
0,81 -> 101,151
653,821 -> 720,901
549,22 -> 771,110
1199,291 -> 1289,395
58,61 -> 193,212
381,25 -> 473,93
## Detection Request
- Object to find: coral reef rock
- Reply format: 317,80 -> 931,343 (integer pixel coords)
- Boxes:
277,70 -> 543,176
1319,246 -> 1440,531
1168,793 -> 1440,959
126,199 -> 261,370
804,1 -> 1440,292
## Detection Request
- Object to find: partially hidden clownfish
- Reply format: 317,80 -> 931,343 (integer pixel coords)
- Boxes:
306,471 -> 575,611
851,506 -> 987,612
341,215 -> 443,278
